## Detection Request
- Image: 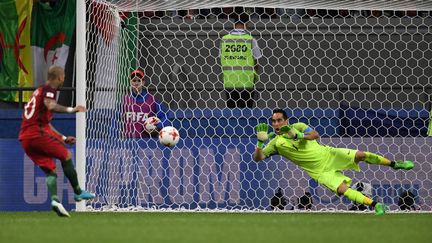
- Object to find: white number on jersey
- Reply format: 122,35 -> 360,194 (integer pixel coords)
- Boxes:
24,96 -> 36,120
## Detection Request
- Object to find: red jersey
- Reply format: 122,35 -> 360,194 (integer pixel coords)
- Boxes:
18,85 -> 57,140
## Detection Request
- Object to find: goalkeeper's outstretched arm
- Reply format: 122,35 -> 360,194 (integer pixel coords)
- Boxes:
253,147 -> 267,162
253,123 -> 271,162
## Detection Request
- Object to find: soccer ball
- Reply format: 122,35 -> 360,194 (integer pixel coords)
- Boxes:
144,116 -> 160,132
159,126 -> 180,147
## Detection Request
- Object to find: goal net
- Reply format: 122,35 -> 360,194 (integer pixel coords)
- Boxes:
83,0 -> 432,212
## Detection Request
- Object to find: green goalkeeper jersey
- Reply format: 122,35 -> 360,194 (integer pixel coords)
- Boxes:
262,122 -> 331,178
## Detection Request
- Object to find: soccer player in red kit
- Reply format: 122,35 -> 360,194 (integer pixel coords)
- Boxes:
19,66 -> 95,217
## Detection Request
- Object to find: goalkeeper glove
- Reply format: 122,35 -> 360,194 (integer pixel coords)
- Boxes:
280,125 -> 304,140
256,123 -> 275,148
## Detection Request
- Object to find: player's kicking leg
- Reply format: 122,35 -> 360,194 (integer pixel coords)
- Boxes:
74,190 -> 96,202
61,156 -> 95,202
355,151 -> 414,170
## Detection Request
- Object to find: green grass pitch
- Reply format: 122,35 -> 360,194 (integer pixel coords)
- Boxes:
1,212 -> 431,243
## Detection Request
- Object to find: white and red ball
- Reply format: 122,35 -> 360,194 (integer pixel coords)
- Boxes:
159,126 -> 180,147
143,116 -> 160,132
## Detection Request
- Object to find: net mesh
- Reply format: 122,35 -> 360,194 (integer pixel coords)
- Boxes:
108,0 -> 432,12
84,0 -> 432,211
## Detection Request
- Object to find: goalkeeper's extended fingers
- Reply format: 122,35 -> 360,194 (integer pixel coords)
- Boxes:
256,123 -> 269,142
256,123 -> 268,133
259,123 -> 268,132
279,125 -> 291,134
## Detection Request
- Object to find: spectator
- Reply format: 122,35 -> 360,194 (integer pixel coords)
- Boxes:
220,20 -> 262,108
122,69 -> 169,138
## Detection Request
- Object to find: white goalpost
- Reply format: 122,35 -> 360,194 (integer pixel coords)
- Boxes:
76,0 -> 87,212
77,0 -> 432,212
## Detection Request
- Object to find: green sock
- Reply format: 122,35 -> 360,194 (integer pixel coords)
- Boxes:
46,172 -> 59,202
344,188 -> 366,205
61,159 -> 82,195
364,152 -> 391,166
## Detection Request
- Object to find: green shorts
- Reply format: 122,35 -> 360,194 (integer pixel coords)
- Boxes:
316,148 -> 360,193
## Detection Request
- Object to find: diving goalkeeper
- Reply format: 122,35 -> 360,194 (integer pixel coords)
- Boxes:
253,109 -> 414,215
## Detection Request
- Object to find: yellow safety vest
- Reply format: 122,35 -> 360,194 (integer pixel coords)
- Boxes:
220,33 -> 256,89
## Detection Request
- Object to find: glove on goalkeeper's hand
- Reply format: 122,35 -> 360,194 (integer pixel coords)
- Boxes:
256,123 -> 275,148
280,125 -> 304,140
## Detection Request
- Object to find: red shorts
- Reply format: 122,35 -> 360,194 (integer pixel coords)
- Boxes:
21,135 -> 69,173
